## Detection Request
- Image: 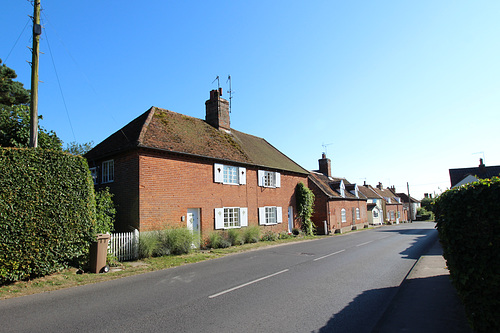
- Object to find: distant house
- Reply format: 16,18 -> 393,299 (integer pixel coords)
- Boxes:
85,89 -> 309,239
358,183 -> 384,225
449,158 -> 500,188
371,183 -> 405,224
308,154 -> 368,234
391,190 -> 420,221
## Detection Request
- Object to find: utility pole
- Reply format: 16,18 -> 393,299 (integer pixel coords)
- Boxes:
407,182 -> 412,223
29,0 -> 41,148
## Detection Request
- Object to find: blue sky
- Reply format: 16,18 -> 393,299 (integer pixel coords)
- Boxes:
2,1 -> 500,199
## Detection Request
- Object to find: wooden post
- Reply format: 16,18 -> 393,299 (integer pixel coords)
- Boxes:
29,0 -> 41,148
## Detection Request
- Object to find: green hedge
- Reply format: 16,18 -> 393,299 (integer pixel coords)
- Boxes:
434,177 -> 500,333
0,148 -> 96,284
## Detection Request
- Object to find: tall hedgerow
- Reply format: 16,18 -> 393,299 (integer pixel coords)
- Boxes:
0,148 -> 96,284
434,177 -> 500,332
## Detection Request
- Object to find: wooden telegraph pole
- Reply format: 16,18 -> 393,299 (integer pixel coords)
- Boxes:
29,0 -> 41,148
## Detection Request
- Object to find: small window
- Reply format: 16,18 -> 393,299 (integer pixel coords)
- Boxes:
398,211 -> 401,219
214,163 -> 246,185
258,170 -> 281,188
390,211 -> 395,220
356,208 -> 360,220
341,208 -> 346,223
224,207 -> 240,228
215,207 -> 248,229
373,210 -> 379,218
223,165 -> 239,184
90,167 -> 97,184
259,206 -> 283,225
102,160 -> 114,183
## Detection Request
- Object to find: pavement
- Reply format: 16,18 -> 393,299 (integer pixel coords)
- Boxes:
373,235 -> 473,332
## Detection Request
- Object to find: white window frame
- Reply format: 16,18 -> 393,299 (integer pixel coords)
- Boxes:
102,160 -> 114,183
258,170 -> 281,188
214,207 -> 248,229
356,208 -> 360,220
214,163 -> 246,185
259,206 -> 283,225
341,208 -> 346,223
89,167 -> 97,184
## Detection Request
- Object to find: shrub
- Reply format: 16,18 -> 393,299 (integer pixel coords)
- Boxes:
292,227 -> 301,236
296,182 -> 315,235
138,232 -> 159,258
261,230 -> 278,242
242,226 -> 260,244
226,228 -> 244,246
434,177 -> 500,332
206,232 -> 231,249
157,228 -> 193,255
0,148 -> 96,284
94,187 -> 115,234
279,231 -> 294,240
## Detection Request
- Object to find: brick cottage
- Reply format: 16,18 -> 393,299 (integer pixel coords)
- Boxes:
85,89 -> 309,240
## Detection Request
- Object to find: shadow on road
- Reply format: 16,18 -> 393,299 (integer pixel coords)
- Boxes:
315,274 -> 471,333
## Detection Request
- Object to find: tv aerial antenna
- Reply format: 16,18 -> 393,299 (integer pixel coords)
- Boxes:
226,75 -> 234,113
322,143 -> 333,156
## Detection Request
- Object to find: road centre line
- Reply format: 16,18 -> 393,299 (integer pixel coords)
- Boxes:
356,240 -> 374,247
313,249 -> 345,261
208,269 -> 289,299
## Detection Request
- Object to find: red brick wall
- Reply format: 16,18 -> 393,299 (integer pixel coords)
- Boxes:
93,151 -> 140,232
137,150 -> 308,236
327,199 -> 368,233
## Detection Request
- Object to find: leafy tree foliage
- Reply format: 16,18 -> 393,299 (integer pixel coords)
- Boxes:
65,141 -> 94,155
0,60 -> 62,150
420,196 -> 435,212
0,59 -> 30,108
0,105 -> 62,150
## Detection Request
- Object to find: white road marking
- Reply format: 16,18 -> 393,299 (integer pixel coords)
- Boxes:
356,240 -> 373,247
208,269 -> 289,299
313,249 -> 345,261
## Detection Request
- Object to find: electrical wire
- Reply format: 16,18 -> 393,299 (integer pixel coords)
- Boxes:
43,25 -> 76,142
3,18 -> 31,64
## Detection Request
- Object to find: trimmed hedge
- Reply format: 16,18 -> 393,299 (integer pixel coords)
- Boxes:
434,177 -> 500,332
0,148 -> 96,284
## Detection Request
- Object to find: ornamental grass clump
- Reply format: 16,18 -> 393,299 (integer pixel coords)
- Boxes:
242,226 -> 260,244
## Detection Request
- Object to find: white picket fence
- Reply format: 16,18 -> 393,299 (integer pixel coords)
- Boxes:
109,229 -> 139,261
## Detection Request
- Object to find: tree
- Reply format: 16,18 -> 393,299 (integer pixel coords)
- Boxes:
0,59 -> 30,108
0,105 -> 62,150
0,60 -> 62,150
65,141 -> 94,155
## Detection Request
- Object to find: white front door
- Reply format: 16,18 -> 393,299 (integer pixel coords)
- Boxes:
288,206 -> 293,233
187,208 -> 200,247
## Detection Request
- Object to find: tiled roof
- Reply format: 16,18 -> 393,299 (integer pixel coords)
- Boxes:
309,172 -> 365,200
85,107 -> 308,175
449,163 -> 500,187
358,184 -> 383,199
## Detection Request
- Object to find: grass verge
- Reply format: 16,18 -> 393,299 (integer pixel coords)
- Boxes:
0,235 -> 321,300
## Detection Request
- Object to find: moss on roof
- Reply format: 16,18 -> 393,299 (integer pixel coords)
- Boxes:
86,107 -> 308,175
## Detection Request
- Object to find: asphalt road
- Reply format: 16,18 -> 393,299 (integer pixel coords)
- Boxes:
0,222 -> 438,333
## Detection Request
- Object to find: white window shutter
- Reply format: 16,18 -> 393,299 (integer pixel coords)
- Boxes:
275,172 -> 281,188
214,163 -> 223,183
258,170 -> 264,187
214,208 -> 224,229
258,207 -> 266,225
240,207 -> 248,227
276,206 -> 283,223
239,167 -> 246,185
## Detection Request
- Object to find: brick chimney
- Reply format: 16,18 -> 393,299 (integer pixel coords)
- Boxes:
205,88 -> 230,132
377,182 -> 383,190
479,158 -> 486,173
318,153 -> 331,177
